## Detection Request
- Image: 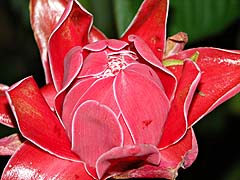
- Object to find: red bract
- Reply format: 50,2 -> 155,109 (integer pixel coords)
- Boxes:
0,0 -> 240,179
0,84 -> 22,156
0,84 -> 15,128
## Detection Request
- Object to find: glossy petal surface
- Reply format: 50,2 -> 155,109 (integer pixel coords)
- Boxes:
114,69 -> 169,145
89,26 -> 107,43
72,100 -> 122,167
116,129 -> 197,179
30,0 -> 106,83
121,0 -> 168,60
0,84 -> 15,127
40,83 -> 57,110
62,46 -> 83,89
61,77 -> 97,134
62,77 -> 119,138
182,128 -> 198,169
83,39 -> 128,52
48,0 -> 92,91
159,60 -> 201,148
129,35 -> 177,101
126,63 -> 164,89
0,134 -> 22,156
96,144 -> 160,179
1,141 -> 92,180
30,0 -> 68,83
168,48 -> 240,126
6,77 -> 78,160
78,51 -> 108,78
74,77 -> 120,115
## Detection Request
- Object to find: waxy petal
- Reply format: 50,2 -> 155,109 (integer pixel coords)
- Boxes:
114,69 -> 170,145
159,60 -> 201,148
30,0 -> 68,83
0,84 -> 15,127
129,35 -> 177,101
6,77 -> 79,161
75,77 -> 119,114
1,141 -> 92,180
61,77 -> 97,134
40,83 -> 57,110
53,46 -> 85,120
164,60 -> 185,81
115,129 -> 197,179
0,133 -> 22,156
62,46 -> 83,89
89,26 -> 107,43
72,100 -> 122,167
78,51 -> 108,78
160,128 -> 197,177
83,39 -> 128,52
63,77 -> 120,139
96,144 -> 160,179
182,128 -> 198,169
121,0 -> 169,60
63,76 -> 135,147
128,35 -> 163,67
168,48 -> 240,126
48,0 -> 93,91
126,63 -> 164,90
118,115 -> 135,146
30,0 -> 106,83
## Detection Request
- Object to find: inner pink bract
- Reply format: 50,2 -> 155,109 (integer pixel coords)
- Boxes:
100,50 -> 137,78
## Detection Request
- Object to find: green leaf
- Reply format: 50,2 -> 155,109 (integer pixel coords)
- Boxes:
10,0 -> 29,26
162,59 -> 184,67
226,93 -> 240,115
78,0 -> 93,11
113,0 -> 143,37
223,160 -> 240,180
168,0 -> 240,43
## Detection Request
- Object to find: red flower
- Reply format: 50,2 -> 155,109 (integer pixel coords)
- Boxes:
1,0 -> 240,179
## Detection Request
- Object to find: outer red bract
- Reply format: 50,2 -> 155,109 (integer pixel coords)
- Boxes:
0,0 -> 240,179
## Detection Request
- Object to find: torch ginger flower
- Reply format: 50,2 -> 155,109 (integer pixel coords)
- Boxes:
0,0 -> 240,179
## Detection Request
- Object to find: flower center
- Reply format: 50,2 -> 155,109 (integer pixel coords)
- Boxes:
100,50 -> 137,78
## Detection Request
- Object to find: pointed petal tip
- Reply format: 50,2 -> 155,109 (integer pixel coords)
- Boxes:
121,0 -> 169,60
159,60 -> 201,148
6,76 -> 79,161
48,0 -> 93,92
0,133 -> 22,156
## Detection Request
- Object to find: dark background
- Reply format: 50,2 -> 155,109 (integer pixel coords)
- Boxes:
0,0 -> 240,179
